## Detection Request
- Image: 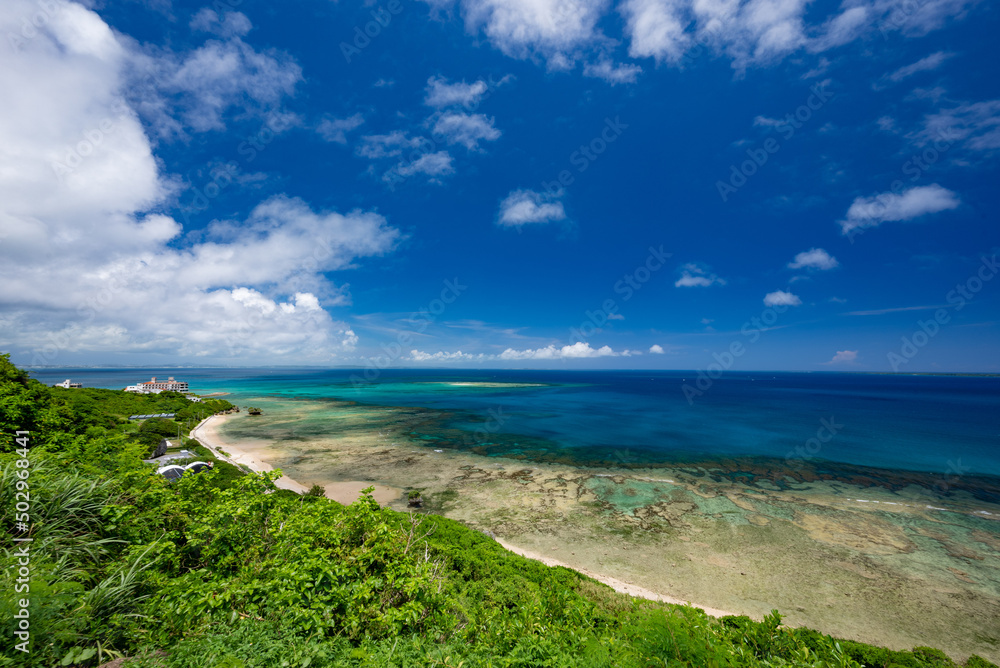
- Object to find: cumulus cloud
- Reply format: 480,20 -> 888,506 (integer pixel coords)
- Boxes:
674,263 -> 725,287
410,350 -> 491,362
582,59 -> 643,84
624,0 -> 824,69
3,195 -> 401,363
823,350 -> 859,365
125,16 -> 302,138
788,248 -> 839,271
408,342 -> 640,362
357,132 -> 456,182
620,0 -> 690,64
424,75 -> 488,108
317,113 -> 364,143
189,8 -> 252,38
649,344 -> 665,354
394,151 -> 455,179
497,189 -> 567,227
500,342 -> 632,359
692,0 -> 810,69
460,0 -> 611,67
356,131 -> 424,159
431,112 -> 501,150
427,0 -> 979,74
839,184 -> 960,234
763,290 -> 802,307
0,2 -> 399,364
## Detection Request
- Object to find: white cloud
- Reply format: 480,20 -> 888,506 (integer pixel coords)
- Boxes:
918,100 -> 1000,151
824,350 -> 859,365
499,342 -> 636,359
357,131 -> 454,183
788,248 -> 839,270
692,0 -> 810,69
674,263 -> 725,287
430,0 -> 981,74
887,51 -> 952,82
408,342 -> 639,362
394,151 -> 455,179
317,113 -> 364,143
877,116 -> 897,132
497,189 -> 567,227
839,184 -> 960,234
621,0 -> 690,64
126,23 -> 302,138
763,290 -> 802,307
189,8 -> 252,38
753,115 -> 784,128
813,0 -> 977,49
460,0 -> 611,67
410,350 -> 491,362
872,0 -> 979,37
649,344 -> 665,354
810,6 -> 869,51
356,131 -> 424,159
424,75 -> 488,108
0,3 -> 400,364
432,112 -> 501,150
624,0 -> 832,70
582,59 -> 643,84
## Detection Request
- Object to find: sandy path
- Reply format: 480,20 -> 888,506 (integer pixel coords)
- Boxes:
190,414 -> 401,504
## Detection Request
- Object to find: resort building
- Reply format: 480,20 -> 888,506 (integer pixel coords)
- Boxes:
125,376 -> 189,393
54,379 -> 83,388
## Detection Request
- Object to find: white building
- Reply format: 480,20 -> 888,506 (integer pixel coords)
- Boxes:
54,379 -> 83,388
125,376 -> 189,393
125,384 -> 160,394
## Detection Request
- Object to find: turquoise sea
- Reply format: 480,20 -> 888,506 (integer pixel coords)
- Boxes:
29,367 -> 1000,497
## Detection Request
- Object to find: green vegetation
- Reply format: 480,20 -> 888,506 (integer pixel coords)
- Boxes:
306,483 -> 327,497
0,354 -> 995,668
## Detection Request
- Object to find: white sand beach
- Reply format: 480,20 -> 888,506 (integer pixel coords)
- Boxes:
190,414 -> 402,505
495,538 -> 738,617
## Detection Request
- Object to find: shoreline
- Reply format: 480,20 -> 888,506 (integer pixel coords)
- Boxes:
189,413 -> 740,618
190,414 -> 404,508
191,414 -> 306,494
494,538 -> 738,617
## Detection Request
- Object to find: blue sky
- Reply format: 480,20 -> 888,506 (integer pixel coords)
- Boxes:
0,0 -> 998,371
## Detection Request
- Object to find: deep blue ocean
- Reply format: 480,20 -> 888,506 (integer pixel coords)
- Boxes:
28,367 -> 1000,480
